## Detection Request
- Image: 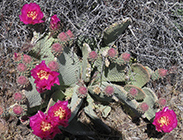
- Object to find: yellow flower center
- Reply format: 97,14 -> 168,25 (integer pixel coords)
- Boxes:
27,11 -> 38,20
158,116 -> 170,127
54,107 -> 66,119
37,70 -> 50,80
41,121 -> 52,132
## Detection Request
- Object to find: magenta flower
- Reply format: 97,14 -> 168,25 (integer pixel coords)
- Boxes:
152,106 -> 177,133
19,3 -> 44,25
50,15 -> 60,30
29,111 -> 61,139
31,61 -> 60,93
48,100 -> 71,127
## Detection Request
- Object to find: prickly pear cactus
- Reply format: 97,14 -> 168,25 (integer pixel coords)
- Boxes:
12,17 -> 169,137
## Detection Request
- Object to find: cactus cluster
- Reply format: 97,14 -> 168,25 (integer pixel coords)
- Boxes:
9,17 -> 170,136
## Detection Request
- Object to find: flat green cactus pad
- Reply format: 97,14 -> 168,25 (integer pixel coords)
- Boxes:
23,77 -> 42,108
32,33 -> 55,64
124,85 -> 146,101
103,18 -> 132,45
142,87 -> 158,121
57,47 -> 81,87
130,63 -> 150,88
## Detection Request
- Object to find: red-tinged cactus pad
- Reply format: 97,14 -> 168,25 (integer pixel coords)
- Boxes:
142,87 -> 158,121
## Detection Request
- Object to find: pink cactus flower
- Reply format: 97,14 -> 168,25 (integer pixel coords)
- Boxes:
139,102 -> 149,112
50,15 -> 60,30
31,61 -> 60,93
108,48 -> 117,58
51,43 -> 63,54
19,3 -> 44,25
13,105 -> 23,115
17,63 -> 27,72
48,61 -> 59,71
104,86 -> 114,96
158,69 -> 168,77
88,51 -> 98,61
48,100 -> 71,127
66,30 -> 74,39
13,92 -> 23,102
129,88 -> 138,97
29,111 -> 61,139
121,53 -> 131,62
58,32 -> 68,42
17,76 -> 28,85
158,98 -> 167,106
77,86 -> 88,98
23,54 -> 32,64
152,106 -> 177,133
